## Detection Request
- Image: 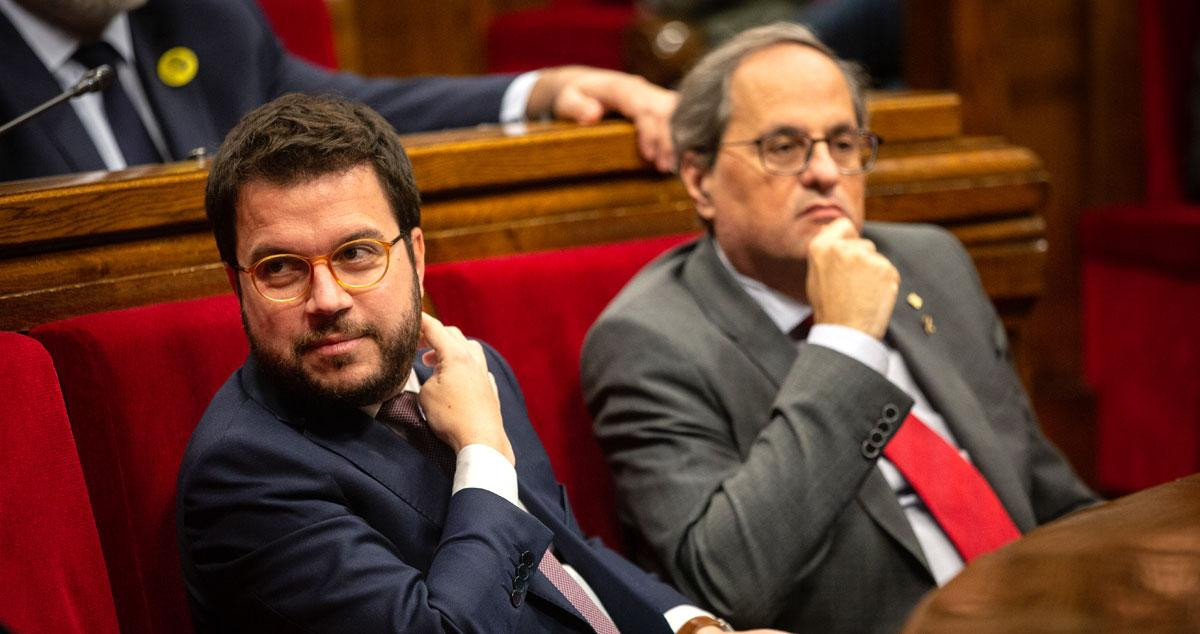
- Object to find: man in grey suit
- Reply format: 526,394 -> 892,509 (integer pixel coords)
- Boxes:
581,22 -> 1097,633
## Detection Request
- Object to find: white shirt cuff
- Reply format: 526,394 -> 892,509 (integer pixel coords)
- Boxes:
500,70 -> 541,123
665,605 -> 716,633
807,323 -> 890,376
451,444 -> 519,506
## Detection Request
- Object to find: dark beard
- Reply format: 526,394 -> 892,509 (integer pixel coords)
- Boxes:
246,277 -> 422,408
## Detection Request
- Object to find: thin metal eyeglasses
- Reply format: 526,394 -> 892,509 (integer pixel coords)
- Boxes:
722,128 -> 882,175
235,234 -> 406,303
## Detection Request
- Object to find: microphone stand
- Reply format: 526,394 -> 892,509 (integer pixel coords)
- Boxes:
0,65 -> 114,137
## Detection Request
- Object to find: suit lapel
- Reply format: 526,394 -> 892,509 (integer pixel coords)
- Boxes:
680,237 -> 796,386
883,251 -> 1037,532
304,417 -> 453,528
127,5 -> 219,161
0,12 -> 105,172
242,356 -> 452,527
856,468 -> 930,571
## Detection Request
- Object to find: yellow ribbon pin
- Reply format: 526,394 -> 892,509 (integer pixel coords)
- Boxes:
157,46 -> 198,87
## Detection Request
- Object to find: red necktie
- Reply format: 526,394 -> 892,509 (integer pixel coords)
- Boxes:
883,413 -> 1020,562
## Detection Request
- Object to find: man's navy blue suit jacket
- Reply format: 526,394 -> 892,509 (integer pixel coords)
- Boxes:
0,0 -> 514,181
177,343 -> 685,632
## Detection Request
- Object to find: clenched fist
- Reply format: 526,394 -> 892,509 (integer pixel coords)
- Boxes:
805,218 -> 899,340
418,313 -> 514,465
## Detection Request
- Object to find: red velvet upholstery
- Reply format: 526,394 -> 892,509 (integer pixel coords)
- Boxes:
1081,0 -> 1200,493
29,295 -> 248,634
487,2 -> 635,73
0,333 -> 120,634
424,233 -> 695,549
1137,0 -> 1198,204
256,0 -> 339,69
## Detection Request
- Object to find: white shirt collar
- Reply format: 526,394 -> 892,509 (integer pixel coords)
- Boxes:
0,0 -> 135,73
360,368 -> 421,418
713,240 -> 812,336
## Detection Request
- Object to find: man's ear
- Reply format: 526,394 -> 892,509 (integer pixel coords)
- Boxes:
679,151 -> 716,224
409,227 -> 426,294
224,264 -> 241,299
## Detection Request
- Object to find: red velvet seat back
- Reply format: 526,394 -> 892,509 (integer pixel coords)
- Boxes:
1081,0 -> 1200,493
256,0 -> 339,69
487,2 -> 635,73
0,333 -> 120,634
29,295 -> 248,634
424,234 -> 694,549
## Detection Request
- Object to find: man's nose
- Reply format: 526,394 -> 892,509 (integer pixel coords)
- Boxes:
306,262 -> 353,315
800,141 -> 841,190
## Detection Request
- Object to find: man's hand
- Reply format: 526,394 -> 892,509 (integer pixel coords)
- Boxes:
418,313 -> 515,465
805,217 -> 900,340
527,66 -> 679,172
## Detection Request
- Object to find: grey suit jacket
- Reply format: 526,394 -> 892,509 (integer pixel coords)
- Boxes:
581,222 -> 1097,633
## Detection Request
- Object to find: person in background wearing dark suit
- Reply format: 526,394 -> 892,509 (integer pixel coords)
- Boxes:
176,92 -> 783,634
0,0 -> 677,182
582,22 -> 1097,633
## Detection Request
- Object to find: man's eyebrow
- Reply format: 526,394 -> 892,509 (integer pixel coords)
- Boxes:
763,123 -> 858,138
763,125 -> 806,137
244,228 -> 389,265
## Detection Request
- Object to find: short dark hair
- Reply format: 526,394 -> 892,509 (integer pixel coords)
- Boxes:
205,93 -> 421,267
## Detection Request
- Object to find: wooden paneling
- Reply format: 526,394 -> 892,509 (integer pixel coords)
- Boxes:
0,93 -> 1048,386
904,0 -> 1152,485
1085,1 -> 1143,205
344,0 -> 549,77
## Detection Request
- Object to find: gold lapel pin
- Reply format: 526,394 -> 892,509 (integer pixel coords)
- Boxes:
906,292 -> 924,310
921,314 -> 936,335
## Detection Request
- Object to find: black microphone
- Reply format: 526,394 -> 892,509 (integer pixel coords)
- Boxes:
0,64 -> 114,137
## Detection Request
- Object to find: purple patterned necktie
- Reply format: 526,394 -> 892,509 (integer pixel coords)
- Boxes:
377,392 -> 456,474
538,549 -> 620,634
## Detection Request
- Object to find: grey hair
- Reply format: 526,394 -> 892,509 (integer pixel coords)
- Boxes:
671,22 -> 870,172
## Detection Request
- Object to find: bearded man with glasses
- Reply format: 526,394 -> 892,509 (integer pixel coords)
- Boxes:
581,22 -> 1096,633
178,93 -> 783,634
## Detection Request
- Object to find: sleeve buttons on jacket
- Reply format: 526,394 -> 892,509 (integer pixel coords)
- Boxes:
861,438 -> 882,459
881,403 -> 901,423
511,549 -> 534,607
